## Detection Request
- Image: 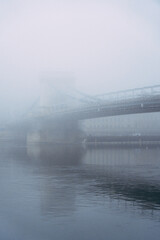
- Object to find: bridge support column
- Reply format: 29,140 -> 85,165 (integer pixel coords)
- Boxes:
27,118 -> 82,144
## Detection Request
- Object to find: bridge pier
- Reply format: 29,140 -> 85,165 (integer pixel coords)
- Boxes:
27,118 -> 82,144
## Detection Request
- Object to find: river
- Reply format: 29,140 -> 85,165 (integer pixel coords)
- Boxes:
0,143 -> 160,240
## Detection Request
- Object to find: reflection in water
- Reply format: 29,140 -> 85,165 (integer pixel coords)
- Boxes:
82,147 -> 160,218
26,144 -> 85,216
27,143 -> 84,165
25,144 -> 160,218
0,143 -> 160,239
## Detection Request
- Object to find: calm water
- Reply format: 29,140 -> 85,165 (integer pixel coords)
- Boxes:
0,143 -> 160,240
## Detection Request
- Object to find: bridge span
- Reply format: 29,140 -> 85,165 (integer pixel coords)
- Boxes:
3,84 -> 160,144
35,84 -> 160,120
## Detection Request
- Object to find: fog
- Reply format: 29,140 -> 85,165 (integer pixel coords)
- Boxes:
0,0 -> 160,121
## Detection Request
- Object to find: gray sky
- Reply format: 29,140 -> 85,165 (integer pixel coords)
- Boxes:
0,0 -> 160,118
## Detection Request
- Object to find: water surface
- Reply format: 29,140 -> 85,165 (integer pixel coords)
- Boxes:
0,143 -> 160,240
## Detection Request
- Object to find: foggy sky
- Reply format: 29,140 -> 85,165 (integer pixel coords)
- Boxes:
0,0 -> 160,120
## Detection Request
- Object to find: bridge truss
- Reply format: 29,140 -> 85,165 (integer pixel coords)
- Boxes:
25,84 -> 160,121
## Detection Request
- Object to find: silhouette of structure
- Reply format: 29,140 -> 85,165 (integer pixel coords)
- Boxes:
2,73 -> 160,144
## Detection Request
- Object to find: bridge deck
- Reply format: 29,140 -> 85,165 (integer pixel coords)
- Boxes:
37,93 -> 160,120
27,84 -> 160,120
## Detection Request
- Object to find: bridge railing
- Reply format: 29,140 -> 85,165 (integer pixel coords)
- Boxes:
95,85 -> 160,103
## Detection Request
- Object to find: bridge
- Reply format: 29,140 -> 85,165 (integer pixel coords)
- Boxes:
32,84 -> 160,120
3,80 -> 160,144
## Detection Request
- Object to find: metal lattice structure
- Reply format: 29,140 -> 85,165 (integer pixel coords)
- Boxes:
95,85 -> 160,102
28,84 -> 160,120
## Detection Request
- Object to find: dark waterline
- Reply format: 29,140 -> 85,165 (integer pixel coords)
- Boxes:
0,143 -> 160,240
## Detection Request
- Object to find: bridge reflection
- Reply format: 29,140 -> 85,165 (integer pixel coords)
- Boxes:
1,143 -> 160,220
27,143 -> 84,165
83,147 -> 160,208
27,144 -> 160,218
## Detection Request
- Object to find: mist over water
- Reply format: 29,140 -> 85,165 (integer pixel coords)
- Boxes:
0,1 -> 160,239
0,143 -> 160,240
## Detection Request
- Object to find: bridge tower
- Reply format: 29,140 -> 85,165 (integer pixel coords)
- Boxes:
27,72 -> 82,144
39,72 -> 75,114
